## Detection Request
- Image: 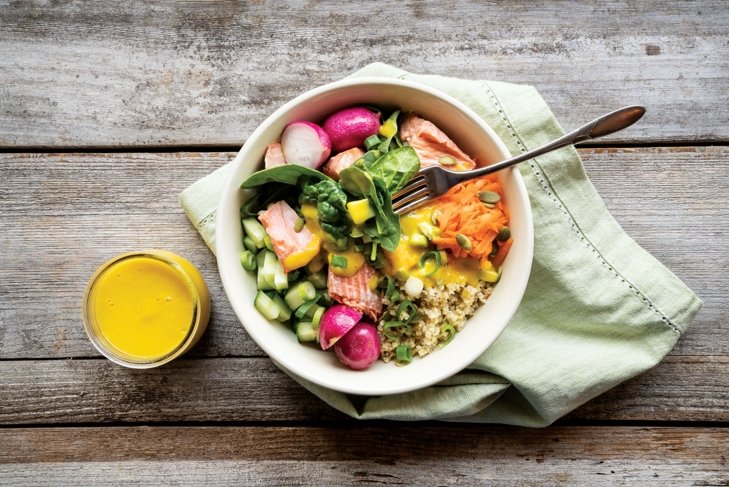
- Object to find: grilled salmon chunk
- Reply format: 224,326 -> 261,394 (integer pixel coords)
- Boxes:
258,200 -> 320,272
400,114 -> 476,171
321,147 -> 364,180
328,264 -> 383,320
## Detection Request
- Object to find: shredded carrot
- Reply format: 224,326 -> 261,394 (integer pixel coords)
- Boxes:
427,175 -> 512,267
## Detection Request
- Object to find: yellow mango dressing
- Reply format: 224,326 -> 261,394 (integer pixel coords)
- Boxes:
83,250 -> 210,367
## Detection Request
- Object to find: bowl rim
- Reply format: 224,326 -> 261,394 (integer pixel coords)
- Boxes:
216,76 -> 534,395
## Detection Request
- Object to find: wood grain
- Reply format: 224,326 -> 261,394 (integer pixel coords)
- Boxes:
1,147 -> 725,360
0,355 -> 726,424
1,1 -> 728,147
1,426 -> 727,486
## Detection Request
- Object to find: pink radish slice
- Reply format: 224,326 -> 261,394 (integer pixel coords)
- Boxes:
281,121 -> 331,168
318,304 -> 362,350
323,107 -> 381,153
333,322 -> 381,370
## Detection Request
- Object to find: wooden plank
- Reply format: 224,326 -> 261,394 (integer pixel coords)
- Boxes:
1,426 -> 728,486
1,1 -> 727,147
0,147 -> 725,360
0,355 -> 726,424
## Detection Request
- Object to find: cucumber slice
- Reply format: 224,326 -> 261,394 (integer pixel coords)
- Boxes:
284,281 -> 317,310
254,291 -> 280,320
271,294 -> 292,322
243,235 -> 258,253
294,321 -> 317,342
273,259 -> 289,291
242,218 -> 268,249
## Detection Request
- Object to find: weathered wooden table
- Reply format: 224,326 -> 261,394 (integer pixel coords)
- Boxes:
2,2 -> 727,485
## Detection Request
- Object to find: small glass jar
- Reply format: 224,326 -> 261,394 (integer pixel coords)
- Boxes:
82,250 -> 211,368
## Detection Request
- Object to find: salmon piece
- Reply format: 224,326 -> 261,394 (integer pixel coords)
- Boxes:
321,147 -> 364,180
400,114 -> 476,171
258,201 -> 320,272
264,142 -> 286,168
328,264 -> 382,320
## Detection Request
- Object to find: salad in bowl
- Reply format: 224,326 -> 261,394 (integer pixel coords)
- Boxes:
216,78 -> 533,395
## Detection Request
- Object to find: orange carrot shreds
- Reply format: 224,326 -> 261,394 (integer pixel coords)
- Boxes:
428,175 -> 512,266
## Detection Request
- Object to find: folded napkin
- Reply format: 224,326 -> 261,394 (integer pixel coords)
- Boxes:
180,63 -> 701,426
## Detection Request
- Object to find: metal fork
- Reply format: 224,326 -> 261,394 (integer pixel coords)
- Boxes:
391,105 -> 646,214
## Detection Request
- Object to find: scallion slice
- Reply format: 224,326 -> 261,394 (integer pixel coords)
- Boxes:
364,134 -> 382,150
330,255 -> 348,269
383,320 -> 409,340
418,250 -> 442,276
395,344 -> 413,364
440,323 -> 457,346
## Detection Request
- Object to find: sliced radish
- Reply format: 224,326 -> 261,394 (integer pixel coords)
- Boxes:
281,121 -> 331,168
318,304 -> 362,350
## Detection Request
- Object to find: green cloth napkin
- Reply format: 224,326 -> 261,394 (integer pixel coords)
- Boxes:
180,63 -> 701,426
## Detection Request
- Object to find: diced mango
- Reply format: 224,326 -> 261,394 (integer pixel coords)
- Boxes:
347,199 -> 375,225
379,120 -> 397,138
328,249 -> 365,277
282,235 -> 321,271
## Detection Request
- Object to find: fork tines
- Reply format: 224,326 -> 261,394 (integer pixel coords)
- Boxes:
391,176 -> 431,214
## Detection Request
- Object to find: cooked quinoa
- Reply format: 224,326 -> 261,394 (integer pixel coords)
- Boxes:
378,280 -> 494,363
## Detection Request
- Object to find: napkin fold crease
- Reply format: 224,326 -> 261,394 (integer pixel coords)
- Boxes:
180,63 -> 701,426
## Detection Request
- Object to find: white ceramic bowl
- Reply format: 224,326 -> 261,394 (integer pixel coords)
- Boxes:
216,78 -> 533,395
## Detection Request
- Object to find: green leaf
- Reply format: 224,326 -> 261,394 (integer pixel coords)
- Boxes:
241,165 -> 330,189
339,166 -> 400,251
362,146 -> 420,194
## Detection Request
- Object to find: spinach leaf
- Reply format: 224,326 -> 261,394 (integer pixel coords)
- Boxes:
239,183 -> 293,217
361,146 -> 420,194
300,179 -> 351,251
241,164 -> 330,189
339,166 -> 400,251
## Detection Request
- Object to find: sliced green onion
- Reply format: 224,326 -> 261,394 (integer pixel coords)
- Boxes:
440,323 -> 457,346
370,242 -> 378,262
383,320 -> 409,340
395,300 -> 418,324
330,255 -> 348,269
311,306 -> 326,329
240,250 -> 257,272
418,250 -> 442,276
364,134 -> 382,150
263,235 -> 274,251
395,344 -> 413,364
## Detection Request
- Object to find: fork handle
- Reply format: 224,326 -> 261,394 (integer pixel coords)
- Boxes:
460,105 -> 646,179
